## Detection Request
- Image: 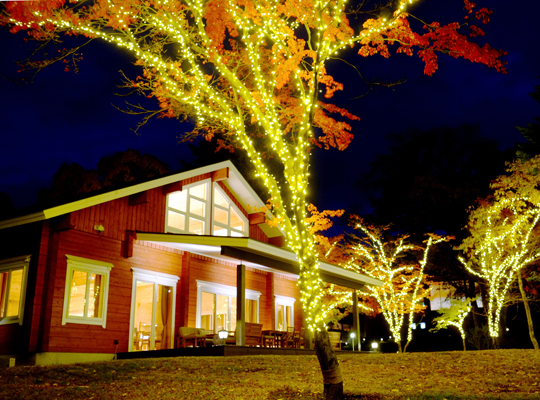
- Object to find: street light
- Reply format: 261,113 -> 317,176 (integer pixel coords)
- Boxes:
350,332 -> 356,352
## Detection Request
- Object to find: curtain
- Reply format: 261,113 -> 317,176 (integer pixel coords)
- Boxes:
160,285 -> 172,349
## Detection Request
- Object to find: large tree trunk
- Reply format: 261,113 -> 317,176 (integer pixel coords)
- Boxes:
517,270 -> 539,350
314,330 -> 343,400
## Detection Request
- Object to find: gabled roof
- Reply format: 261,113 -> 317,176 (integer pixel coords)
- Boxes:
0,160 -> 280,238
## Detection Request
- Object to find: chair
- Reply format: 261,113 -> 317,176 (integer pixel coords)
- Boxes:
294,327 -> 304,348
245,322 -> 263,346
281,326 -> 295,348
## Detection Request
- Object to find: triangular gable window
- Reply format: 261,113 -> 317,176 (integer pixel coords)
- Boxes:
166,181 -> 248,237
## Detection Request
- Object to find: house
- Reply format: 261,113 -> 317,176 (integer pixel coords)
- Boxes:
0,161 -> 381,366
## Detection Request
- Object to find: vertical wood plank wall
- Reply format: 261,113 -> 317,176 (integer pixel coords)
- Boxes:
0,171 -> 306,357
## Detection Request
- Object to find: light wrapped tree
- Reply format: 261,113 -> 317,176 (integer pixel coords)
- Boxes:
458,155 -> 540,349
430,297 -> 474,351
342,217 -> 448,352
2,0 -> 506,396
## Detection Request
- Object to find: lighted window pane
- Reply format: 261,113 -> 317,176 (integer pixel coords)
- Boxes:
230,296 -> 237,333
168,210 -> 185,230
189,218 -> 205,235
201,292 -> 214,332
0,272 -> 7,318
214,189 -> 228,207
88,274 -> 103,318
190,183 -> 207,200
190,199 -> 206,217
5,269 -> 22,317
230,208 -> 244,230
168,191 -> 187,212
277,304 -> 285,331
214,207 -> 228,225
216,294 -> 229,332
214,227 -> 228,236
230,230 -> 243,237
69,271 -> 88,317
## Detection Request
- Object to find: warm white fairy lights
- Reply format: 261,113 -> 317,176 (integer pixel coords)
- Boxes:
343,223 -> 445,352
458,196 -> 540,341
6,0 -> 418,333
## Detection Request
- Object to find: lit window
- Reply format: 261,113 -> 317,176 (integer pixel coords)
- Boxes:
0,255 -> 30,326
197,280 -> 260,333
212,186 -> 248,237
275,295 -> 295,331
166,181 -> 210,234
62,255 -> 113,328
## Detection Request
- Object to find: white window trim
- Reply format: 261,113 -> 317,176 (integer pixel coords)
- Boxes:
62,255 -> 113,328
212,183 -> 248,237
0,255 -> 31,326
275,295 -> 296,330
165,180 -> 211,235
196,280 -> 261,329
128,268 -> 179,352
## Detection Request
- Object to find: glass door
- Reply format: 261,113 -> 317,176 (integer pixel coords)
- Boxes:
130,269 -> 177,352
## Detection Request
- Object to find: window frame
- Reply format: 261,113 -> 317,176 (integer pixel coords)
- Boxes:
196,280 -> 261,331
128,268 -> 179,352
166,180 -> 211,235
211,184 -> 248,237
62,255 -> 113,328
0,255 -> 31,326
275,295 -> 296,330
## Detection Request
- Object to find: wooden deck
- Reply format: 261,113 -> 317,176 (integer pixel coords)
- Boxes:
117,346 -> 317,360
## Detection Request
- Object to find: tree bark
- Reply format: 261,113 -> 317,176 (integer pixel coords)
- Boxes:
517,270 -> 539,350
402,340 -> 410,353
314,330 -> 343,400
462,337 -> 467,351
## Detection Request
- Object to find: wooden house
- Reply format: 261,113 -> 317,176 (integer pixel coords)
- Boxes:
0,161 -> 380,365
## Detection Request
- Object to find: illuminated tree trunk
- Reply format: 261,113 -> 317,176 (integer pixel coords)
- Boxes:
314,330 -> 343,399
517,270 -> 539,350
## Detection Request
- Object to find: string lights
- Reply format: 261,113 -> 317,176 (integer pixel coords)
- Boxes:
340,220 -> 446,352
5,0 -> 420,333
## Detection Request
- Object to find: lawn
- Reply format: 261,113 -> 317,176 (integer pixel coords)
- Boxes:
1,349 -> 539,399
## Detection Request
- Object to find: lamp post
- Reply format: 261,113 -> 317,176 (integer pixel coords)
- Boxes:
350,332 -> 356,352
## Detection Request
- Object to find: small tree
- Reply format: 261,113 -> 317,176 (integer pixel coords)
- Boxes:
342,217 -> 448,352
458,156 -> 540,349
430,298 -> 474,351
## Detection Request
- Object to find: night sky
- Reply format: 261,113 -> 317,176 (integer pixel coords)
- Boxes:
1,0 -> 539,217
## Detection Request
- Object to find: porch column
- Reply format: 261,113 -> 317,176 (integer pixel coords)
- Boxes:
236,263 -> 246,346
352,289 -> 361,351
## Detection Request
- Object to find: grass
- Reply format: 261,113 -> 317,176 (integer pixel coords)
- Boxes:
1,349 -> 539,399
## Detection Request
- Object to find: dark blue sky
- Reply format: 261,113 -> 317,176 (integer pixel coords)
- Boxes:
1,0 -> 539,214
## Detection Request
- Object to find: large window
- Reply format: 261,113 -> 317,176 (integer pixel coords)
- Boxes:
166,181 -> 248,237
0,255 -> 30,325
275,295 -> 295,331
196,280 -> 260,333
62,255 -> 113,328
212,186 -> 247,237
166,181 -> 210,235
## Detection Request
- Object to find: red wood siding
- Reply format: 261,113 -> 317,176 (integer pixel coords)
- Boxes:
181,254 -> 271,330
45,230 -> 184,354
274,273 -> 304,329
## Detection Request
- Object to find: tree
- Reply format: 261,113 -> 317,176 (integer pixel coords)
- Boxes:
458,156 -> 540,349
341,217 -> 448,352
2,0 -> 506,396
430,297 -> 474,351
39,149 -> 169,206
516,84 -> 540,161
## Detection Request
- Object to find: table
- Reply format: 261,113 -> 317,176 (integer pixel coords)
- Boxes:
262,329 -> 286,347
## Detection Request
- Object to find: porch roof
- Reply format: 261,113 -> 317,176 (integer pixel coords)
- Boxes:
137,233 -> 383,290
